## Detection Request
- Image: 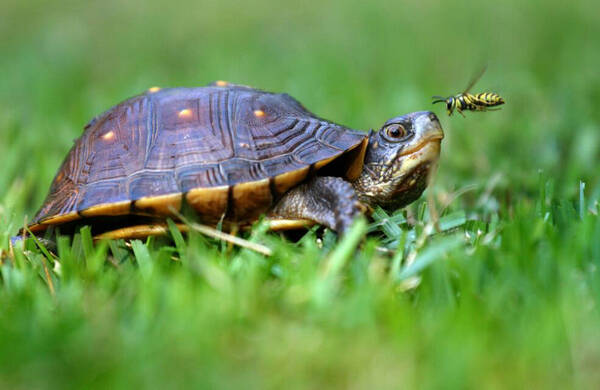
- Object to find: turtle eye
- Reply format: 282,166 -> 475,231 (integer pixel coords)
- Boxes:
384,124 -> 408,140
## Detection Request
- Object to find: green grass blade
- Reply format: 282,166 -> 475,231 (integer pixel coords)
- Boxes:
397,235 -> 463,281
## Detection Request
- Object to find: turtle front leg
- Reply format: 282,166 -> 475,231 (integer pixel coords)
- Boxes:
269,176 -> 362,233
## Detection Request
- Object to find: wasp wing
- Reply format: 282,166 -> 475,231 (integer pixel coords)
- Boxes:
462,65 -> 487,94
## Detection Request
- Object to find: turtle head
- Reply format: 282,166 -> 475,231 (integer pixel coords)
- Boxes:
353,111 -> 444,210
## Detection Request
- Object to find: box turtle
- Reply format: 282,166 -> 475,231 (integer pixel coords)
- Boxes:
24,81 -> 444,240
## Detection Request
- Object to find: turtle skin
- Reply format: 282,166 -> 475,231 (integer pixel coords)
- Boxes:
28,83 -> 368,234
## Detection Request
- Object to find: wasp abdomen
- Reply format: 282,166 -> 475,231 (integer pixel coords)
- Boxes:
472,92 -> 504,107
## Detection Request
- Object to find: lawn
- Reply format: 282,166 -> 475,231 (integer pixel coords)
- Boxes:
1,0 -> 600,388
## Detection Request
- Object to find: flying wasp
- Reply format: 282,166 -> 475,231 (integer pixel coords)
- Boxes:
432,67 -> 505,117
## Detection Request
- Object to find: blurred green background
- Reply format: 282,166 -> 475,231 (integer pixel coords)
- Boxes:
1,0 -> 600,388
1,0 -> 599,222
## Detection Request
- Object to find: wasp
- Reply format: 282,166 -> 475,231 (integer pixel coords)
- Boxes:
432,67 -> 505,117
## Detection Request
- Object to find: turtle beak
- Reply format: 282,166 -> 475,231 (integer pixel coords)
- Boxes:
414,111 -> 444,143
396,111 -> 444,158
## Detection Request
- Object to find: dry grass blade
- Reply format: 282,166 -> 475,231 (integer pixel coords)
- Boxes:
40,256 -> 56,298
1,239 -> 16,266
169,208 -> 273,256
439,184 -> 478,216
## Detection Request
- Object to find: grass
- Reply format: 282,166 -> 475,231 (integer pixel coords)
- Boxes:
1,0 -> 600,388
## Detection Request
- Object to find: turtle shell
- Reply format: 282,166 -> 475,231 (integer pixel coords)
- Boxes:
28,82 -> 368,234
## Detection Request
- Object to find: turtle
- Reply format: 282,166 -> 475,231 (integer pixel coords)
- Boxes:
23,81 -> 444,240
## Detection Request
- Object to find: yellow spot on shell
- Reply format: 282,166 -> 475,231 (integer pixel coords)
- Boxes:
215,80 -> 228,86
101,131 -> 115,141
254,109 -> 265,117
178,109 -> 193,119
148,86 -> 161,93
